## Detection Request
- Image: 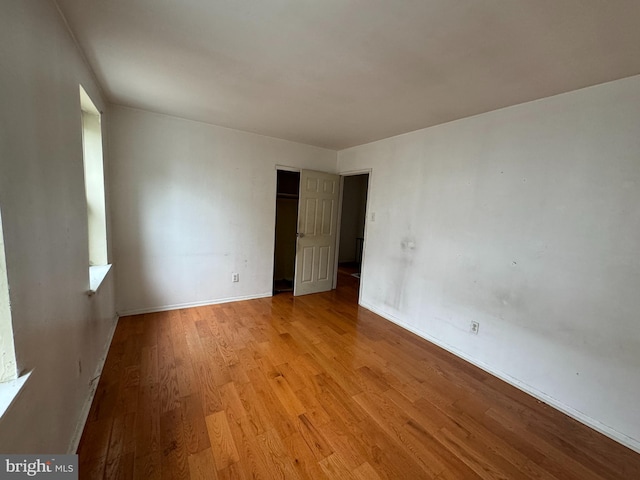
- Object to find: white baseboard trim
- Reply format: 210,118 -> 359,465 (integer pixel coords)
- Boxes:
359,300 -> 640,454
118,292 -> 273,317
67,314 -> 119,454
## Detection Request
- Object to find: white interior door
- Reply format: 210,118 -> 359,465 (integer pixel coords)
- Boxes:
294,170 -> 340,296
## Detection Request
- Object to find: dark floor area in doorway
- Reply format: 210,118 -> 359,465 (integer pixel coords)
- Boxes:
273,278 -> 293,294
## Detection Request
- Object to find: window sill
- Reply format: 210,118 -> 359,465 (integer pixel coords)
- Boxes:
88,264 -> 112,295
0,371 -> 31,419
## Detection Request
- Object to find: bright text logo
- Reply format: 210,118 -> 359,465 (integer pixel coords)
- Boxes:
0,455 -> 77,479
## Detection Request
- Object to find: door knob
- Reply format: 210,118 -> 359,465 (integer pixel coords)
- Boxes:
297,232 -> 305,238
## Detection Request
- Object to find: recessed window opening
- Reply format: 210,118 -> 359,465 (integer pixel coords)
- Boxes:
0,207 -> 17,384
80,85 -> 108,268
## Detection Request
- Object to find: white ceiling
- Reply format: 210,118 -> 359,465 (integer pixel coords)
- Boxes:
55,0 -> 640,150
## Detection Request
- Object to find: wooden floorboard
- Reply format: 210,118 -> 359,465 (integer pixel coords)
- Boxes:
78,271 -> 640,479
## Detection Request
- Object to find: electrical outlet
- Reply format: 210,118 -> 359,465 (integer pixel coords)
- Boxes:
470,321 -> 479,334
232,273 -> 239,283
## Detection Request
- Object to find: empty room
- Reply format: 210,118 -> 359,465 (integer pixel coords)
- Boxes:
2,1 -> 640,479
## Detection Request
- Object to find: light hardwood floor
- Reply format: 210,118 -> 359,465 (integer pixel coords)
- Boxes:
78,272 -> 640,479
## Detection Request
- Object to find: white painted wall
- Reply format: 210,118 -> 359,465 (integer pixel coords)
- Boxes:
0,1 -> 116,452
338,75 -> 640,451
109,106 -> 337,314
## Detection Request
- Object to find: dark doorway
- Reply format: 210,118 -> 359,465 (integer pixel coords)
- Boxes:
273,170 -> 300,293
337,173 -> 369,287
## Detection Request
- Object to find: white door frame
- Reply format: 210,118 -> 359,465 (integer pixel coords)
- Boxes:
273,166 -> 372,299
272,165 -> 301,293
332,168 -> 373,301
